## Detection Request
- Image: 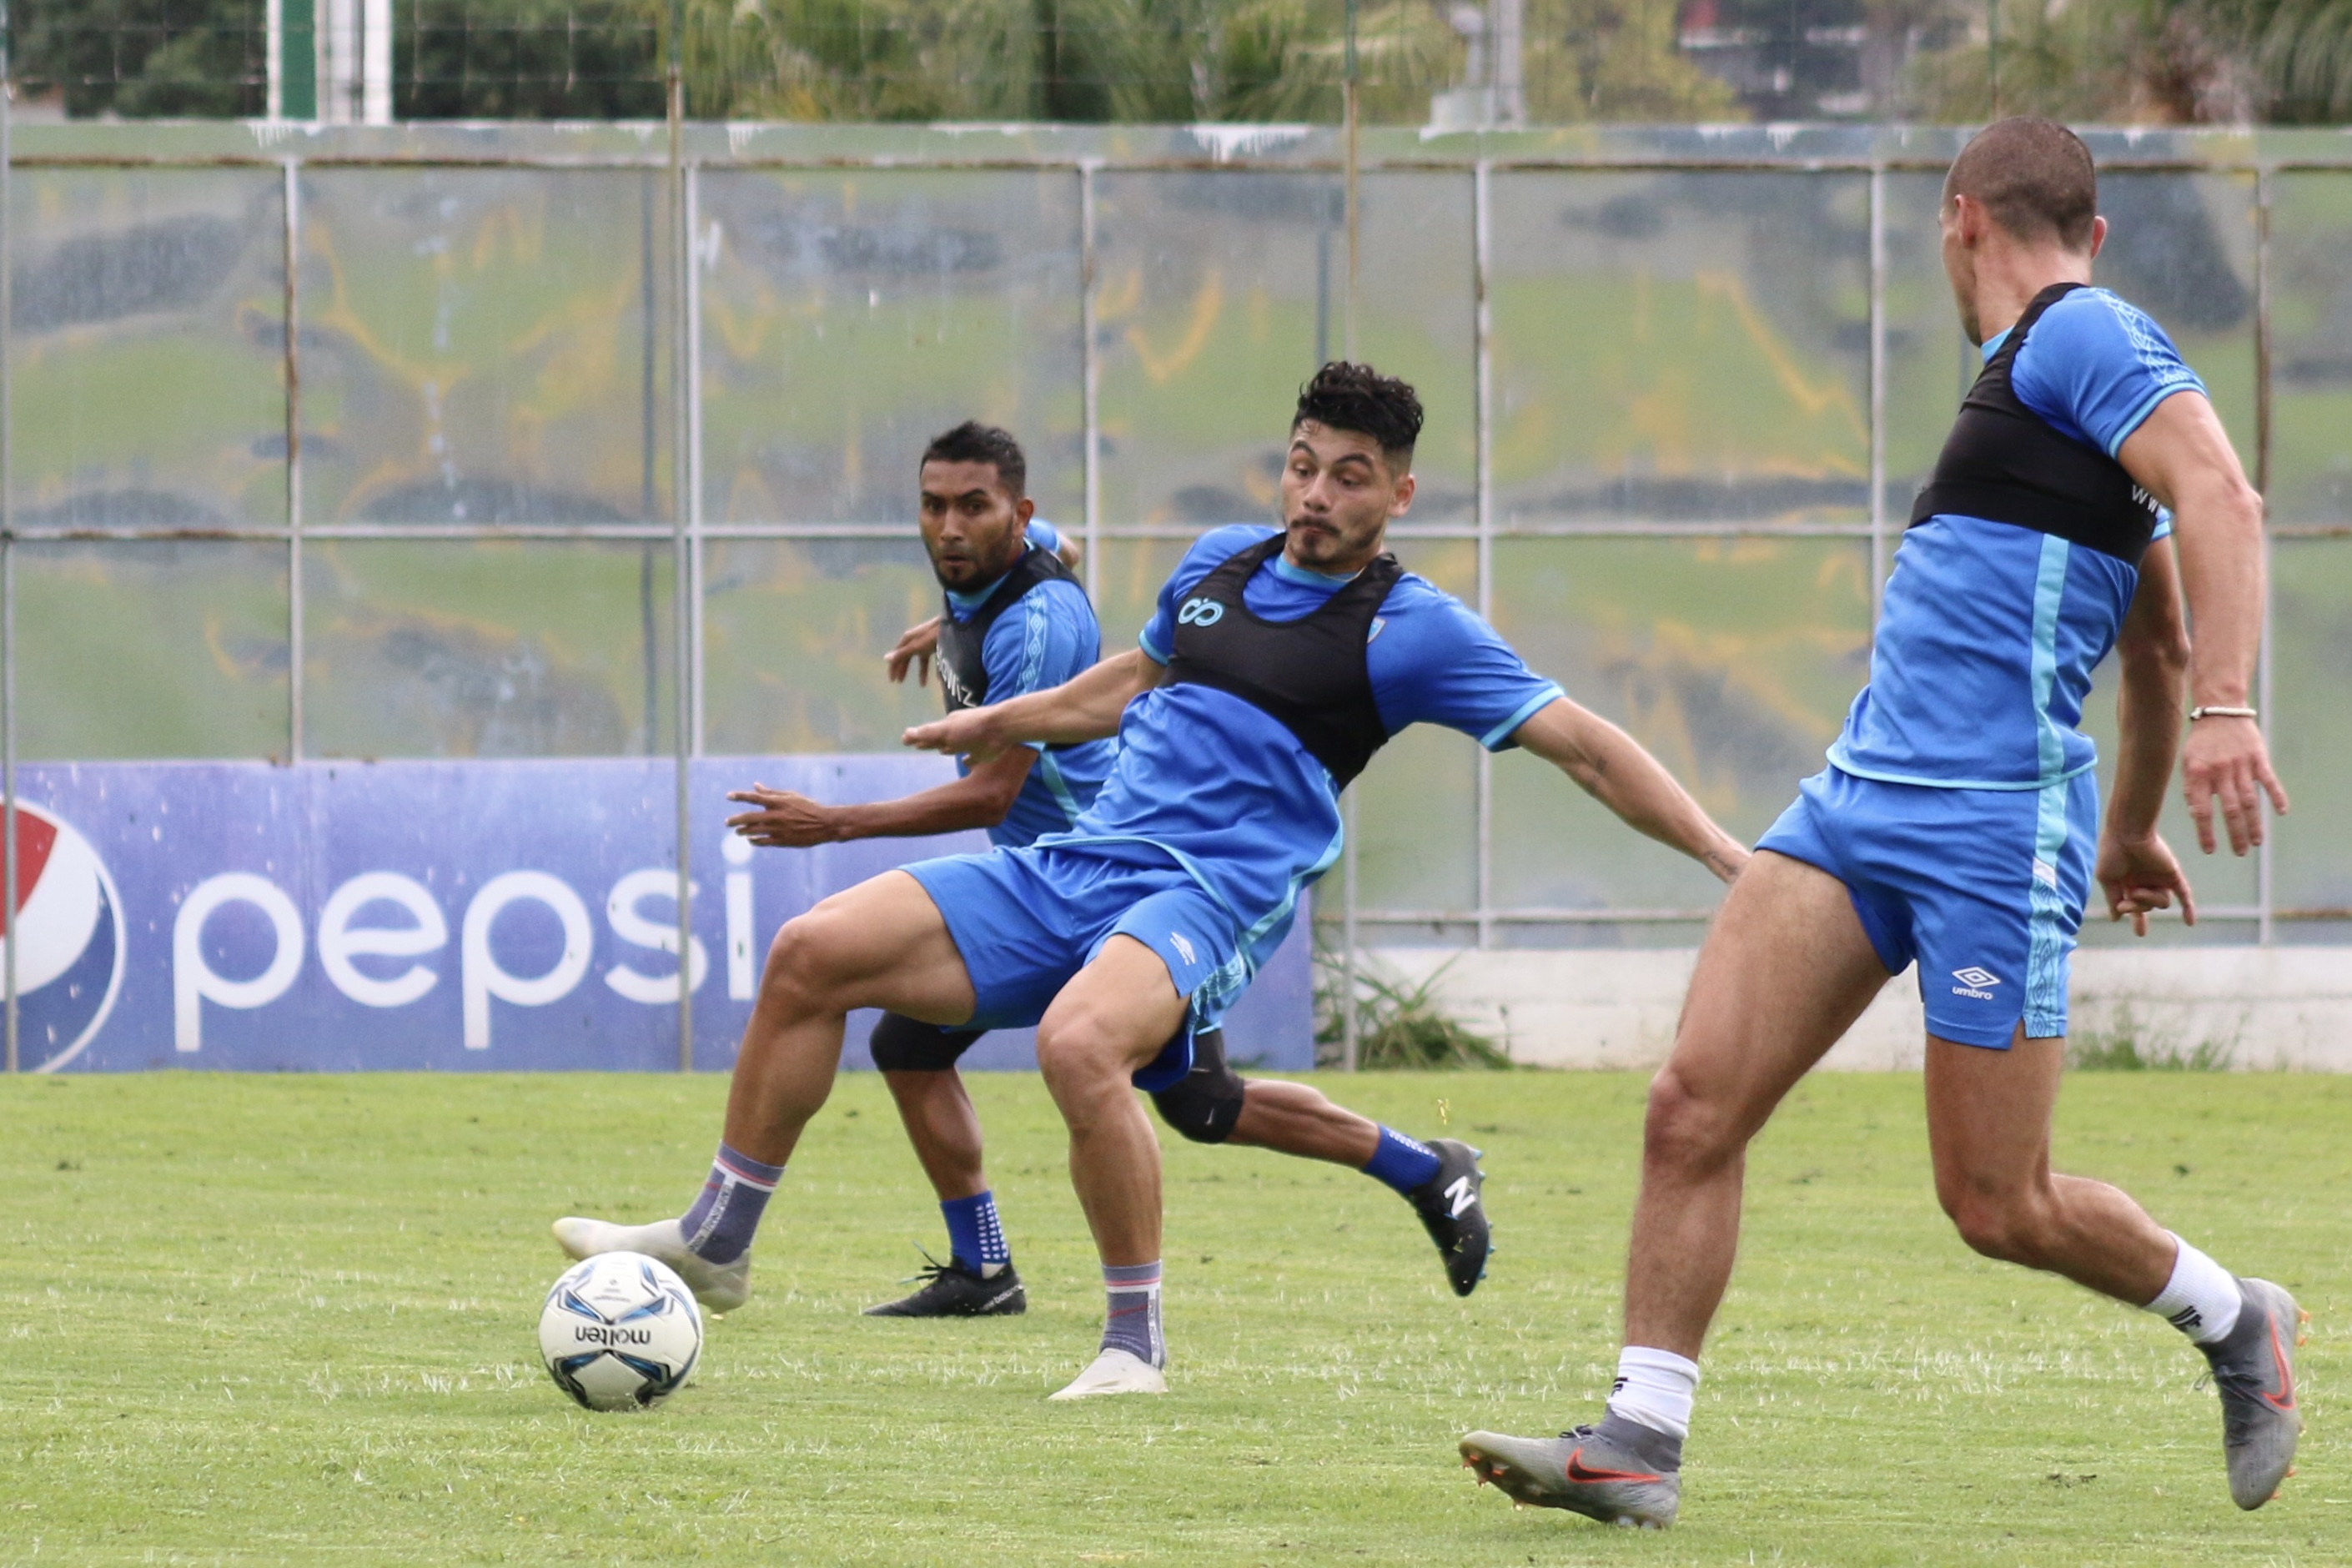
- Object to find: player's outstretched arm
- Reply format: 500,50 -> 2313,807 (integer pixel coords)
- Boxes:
726,746 -> 1037,847
2096,536 -> 2196,936
1510,698 -> 1748,884
2117,392 -> 2289,856
904,647 -> 1163,763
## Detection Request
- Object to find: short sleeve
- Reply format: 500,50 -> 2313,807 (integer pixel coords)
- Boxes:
1027,519 -> 1063,555
1365,580 -> 1565,750
2010,289 -> 2206,457
980,580 -> 1100,753
1138,525 -> 1276,664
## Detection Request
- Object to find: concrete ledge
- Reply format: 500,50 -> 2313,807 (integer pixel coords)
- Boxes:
1366,947 -> 2352,1072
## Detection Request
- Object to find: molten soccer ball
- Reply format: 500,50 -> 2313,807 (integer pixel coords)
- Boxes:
537,1253 -> 703,1411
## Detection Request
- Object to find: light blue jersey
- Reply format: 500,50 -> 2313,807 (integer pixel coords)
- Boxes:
942,520 -> 1116,847
1830,288 -> 2201,790
1036,525 -> 1562,985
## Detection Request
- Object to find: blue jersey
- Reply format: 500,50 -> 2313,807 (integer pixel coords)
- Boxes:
942,520 -> 1116,847
1046,524 -> 1563,964
1830,288 -> 2199,790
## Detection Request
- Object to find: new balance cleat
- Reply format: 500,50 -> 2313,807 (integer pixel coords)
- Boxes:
551,1215 -> 751,1315
1407,1138 -> 1491,1297
1048,1348 -> 1167,1400
864,1254 -> 1027,1318
2204,1276 -> 2308,1510
1460,1420 -> 1681,1529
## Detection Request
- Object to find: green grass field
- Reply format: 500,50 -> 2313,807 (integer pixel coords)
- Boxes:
2,1069 -> 2344,1565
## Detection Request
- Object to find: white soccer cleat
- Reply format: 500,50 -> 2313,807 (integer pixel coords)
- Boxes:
1047,1349 -> 1168,1400
550,1215 -> 751,1315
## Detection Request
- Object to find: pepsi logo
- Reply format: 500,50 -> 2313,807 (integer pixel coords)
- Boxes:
2,802 -> 127,1072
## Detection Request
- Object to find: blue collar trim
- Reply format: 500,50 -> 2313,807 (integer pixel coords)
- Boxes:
1269,552 -> 1359,590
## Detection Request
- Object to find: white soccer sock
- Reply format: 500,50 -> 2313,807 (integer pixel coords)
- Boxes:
1606,1345 -> 1701,1441
2143,1234 -> 2243,1345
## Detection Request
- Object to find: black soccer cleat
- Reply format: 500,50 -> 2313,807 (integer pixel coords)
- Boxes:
862,1254 -> 1028,1319
1406,1138 -> 1490,1297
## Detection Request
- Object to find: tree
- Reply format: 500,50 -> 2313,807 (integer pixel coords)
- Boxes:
13,0 -> 269,117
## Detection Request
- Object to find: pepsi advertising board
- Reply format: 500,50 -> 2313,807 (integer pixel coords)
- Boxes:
3,758 -> 1314,1074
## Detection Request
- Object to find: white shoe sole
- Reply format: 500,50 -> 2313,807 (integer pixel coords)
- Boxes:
551,1216 -> 752,1315
1048,1349 -> 1168,1400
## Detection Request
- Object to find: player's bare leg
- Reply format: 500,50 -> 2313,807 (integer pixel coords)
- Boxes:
1033,934 -> 1189,1398
1152,1040 -> 1490,1293
1927,1028 -> 2304,1508
1462,850 -> 1888,1525
720,872 -> 976,1163
1925,1028 -> 2171,1301
1227,1081 -> 1378,1163
1224,1079 -> 1491,1294
883,1068 -> 989,1201
866,1066 -> 1029,1318
1621,851 -> 1893,1356
555,871 -> 976,1312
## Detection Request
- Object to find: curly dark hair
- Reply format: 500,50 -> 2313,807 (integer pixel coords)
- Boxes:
919,420 -> 1027,499
1292,361 -> 1422,469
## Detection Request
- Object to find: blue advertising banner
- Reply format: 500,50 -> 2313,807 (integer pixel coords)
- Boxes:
3,759 -> 1314,1074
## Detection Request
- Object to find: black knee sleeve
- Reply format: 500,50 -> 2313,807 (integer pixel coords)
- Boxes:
867,1012 -> 987,1073
1150,1028 -> 1247,1143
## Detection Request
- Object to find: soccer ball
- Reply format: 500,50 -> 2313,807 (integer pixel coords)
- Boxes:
537,1252 -> 703,1412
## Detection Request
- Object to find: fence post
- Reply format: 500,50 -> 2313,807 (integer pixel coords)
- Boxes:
3,2 -> 16,1074
669,1 -> 696,1071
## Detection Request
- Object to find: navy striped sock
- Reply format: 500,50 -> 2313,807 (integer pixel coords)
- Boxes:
679,1143 -> 782,1265
1101,1261 -> 1164,1367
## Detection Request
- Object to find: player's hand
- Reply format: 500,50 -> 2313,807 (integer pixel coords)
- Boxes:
2095,829 -> 2196,937
725,786 -> 841,848
903,707 -> 1008,764
885,616 -> 943,686
2181,715 -> 2289,857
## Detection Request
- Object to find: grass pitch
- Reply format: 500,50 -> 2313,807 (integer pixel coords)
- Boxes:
1,1069 -> 2344,1566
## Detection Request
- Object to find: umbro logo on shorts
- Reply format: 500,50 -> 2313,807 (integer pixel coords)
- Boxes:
1951,966 -> 2000,1001
1177,597 -> 1225,627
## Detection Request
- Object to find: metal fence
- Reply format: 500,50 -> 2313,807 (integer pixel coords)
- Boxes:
5,121 -> 2350,1061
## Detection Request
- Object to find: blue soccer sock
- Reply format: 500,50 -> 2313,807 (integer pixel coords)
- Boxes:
679,1143 -> 783,1265
1101,1261 -> 1165,1368
942,1190 -> 1012,1277
1362,1125 -> 1443,1195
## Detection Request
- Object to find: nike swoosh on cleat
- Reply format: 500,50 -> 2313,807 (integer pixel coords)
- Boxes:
2259,1319 -> 2298,1411
1564,1448 -> 1662,1485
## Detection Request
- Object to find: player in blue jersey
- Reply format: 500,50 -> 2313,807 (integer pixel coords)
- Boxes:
721,421 -> 1495,1319
556,363 -> 1748,1398
1460,118 -> 2299,1528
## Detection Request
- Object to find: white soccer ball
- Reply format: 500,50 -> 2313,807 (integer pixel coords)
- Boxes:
537,1252 -> 704,1412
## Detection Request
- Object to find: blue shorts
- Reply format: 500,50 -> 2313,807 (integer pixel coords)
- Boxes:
903,843 -> 1243,1092
1756,766 -> 2098,1049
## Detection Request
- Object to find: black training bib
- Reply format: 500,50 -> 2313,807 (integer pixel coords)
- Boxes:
1163,533 -> 1400,789
933,542 -> 1087,715
1909,281 -> 2164,566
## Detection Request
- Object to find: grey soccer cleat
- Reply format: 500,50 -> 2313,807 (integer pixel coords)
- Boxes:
1406,1139 -> 1491,1297
2203,1276 -> 2308,1510
551,1215 -> 751,1315
1460,1419 -> 1681,1529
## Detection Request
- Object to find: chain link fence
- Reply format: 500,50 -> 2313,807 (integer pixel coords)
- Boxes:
6,122 -> 2349,985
